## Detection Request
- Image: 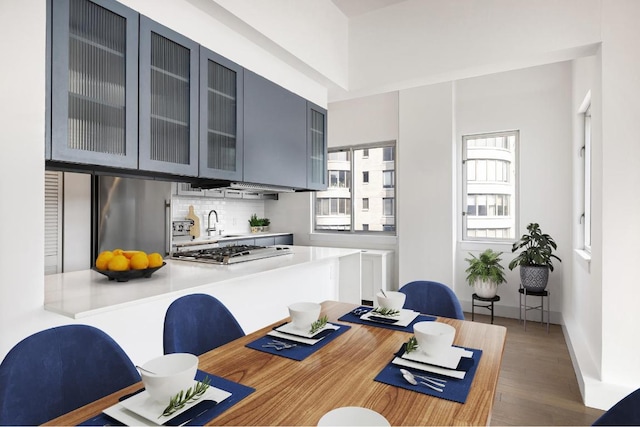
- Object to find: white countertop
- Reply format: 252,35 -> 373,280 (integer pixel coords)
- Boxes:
44,246 -> 361,319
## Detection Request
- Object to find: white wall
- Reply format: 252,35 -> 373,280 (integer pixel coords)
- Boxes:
453,63 -> 574,318
398,82 -> 455,286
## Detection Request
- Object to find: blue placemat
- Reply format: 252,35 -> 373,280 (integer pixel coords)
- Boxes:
338,306 -> 436,332
78,370 -> 255,426
374,345 -> 482,404
245,323 -> 351,361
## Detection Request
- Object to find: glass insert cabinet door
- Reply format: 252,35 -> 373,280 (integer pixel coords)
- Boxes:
49,0 -> 139,168
307,102 -> 327,190
138,16 -> 199,176
198,47 -> 244,181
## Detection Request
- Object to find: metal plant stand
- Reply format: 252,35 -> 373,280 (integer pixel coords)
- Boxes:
519,286 -> 550,333
471,294 -> 500,324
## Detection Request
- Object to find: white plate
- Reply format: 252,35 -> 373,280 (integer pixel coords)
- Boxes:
116,382 -> 231,425
267,323 -> 339,345
361,308 -> 420,327
318,406 -> 390,426
391,356 -> 466,379
401,346 -> 472,369
275,321 -> 338,339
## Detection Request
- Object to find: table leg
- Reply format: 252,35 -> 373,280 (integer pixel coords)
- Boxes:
490,301 -> 494,324
524,292 -> 527,331
472,298 -> 475,321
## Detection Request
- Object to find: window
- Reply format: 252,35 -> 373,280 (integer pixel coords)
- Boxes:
314,142 -> 396,233
582,104 -> 592,251
383,171 -> 395,188
462,130 -> 518,240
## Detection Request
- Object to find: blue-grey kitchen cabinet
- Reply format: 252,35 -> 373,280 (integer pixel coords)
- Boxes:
307,102 -> 327,190
243,70 -> 307,189
138,16 -> 199,176
49,0 -> 139,168
199,47 -> 244,181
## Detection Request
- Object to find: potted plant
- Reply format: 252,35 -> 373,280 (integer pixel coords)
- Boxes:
249,214 -> 261,233
508,222 -> 561,292
465,249 -> 506,298
261,217 -> 270,232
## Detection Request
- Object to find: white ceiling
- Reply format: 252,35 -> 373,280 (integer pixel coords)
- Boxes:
330,0 -> 407,18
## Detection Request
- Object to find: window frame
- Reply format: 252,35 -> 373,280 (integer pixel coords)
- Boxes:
462,130 -> 519,242
583,104 -> 592,253
314,141 -> 397,235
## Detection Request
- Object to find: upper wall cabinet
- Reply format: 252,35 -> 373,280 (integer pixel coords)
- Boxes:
307,102 -> 327,190
243,70 -> 307,189
49,0 -> 139,168
199,47 -> 244,181
138,17 -> 199,176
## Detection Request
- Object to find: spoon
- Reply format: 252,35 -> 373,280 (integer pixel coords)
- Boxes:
400,369 -> 446,388
402,373 -> 444,392
380,288 -> 388,298
400,369 -> 447,387
135,365 -> 158,375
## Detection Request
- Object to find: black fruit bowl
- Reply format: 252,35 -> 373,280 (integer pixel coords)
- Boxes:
92,262 -> 166,283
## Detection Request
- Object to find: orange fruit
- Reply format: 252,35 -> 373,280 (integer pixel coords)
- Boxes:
147,252 -> 164,268
95,250 -> 114,270
108,254 -> 129,271
122,250 -> 141,259
130,252 -> 150,270
112,248 -> 124,256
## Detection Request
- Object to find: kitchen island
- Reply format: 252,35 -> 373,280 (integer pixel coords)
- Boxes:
44,245 -> 361,364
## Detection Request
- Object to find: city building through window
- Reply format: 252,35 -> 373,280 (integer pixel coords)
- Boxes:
462,131 -> 518,240
315,142 -> 396,233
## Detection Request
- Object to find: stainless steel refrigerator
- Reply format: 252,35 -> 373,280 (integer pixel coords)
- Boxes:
94,175 -> 172,257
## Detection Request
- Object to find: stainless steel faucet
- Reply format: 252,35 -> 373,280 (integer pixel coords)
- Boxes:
207,210 -> 218,236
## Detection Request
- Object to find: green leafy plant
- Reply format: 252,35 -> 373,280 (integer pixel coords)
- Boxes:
508,223 -> 562,271
248,214 -> 261,227
465,249 -> 506,286
261,218 -> 270,226
309,315 -> 328,334
160,376 -> 211,418
404,336 -> 418,353
371,307 -> 400,317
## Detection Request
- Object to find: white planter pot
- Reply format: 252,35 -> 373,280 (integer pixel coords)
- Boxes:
473,279 -> 499,298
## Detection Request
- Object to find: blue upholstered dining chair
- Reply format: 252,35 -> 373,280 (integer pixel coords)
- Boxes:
163,293 -> 245,355
399,280 -> 465,320
0,324 -> 140,426
592,388 -> 640,425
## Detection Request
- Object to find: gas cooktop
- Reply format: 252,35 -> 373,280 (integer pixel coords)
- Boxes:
171,244 -> 291,265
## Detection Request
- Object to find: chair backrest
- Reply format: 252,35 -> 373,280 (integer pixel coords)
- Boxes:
163,293 -> 245,355
0,324 -> 140,426
592,388 -> 640,425
399,280 -> 465,320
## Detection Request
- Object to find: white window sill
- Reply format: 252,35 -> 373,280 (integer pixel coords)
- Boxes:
310,232 -> 397,246
459,240 -> 514,252
574,249 -> 591,272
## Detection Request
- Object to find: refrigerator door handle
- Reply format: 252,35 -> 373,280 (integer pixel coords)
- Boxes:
165,199 -> 171,256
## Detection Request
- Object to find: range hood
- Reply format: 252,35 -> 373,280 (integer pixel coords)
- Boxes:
191,179 -> 297,194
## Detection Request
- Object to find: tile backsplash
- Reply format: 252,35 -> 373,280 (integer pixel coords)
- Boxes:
172,196 -> 265,237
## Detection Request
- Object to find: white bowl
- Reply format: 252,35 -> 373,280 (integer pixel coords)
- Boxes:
413,321 -> 456,356
140,353 -> 199,403
376,291 -> 406,311
288,302 -> 321,330
318,407 -> 390,426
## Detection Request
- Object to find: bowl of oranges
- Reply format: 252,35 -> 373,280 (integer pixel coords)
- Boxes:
93,249 -> 165,282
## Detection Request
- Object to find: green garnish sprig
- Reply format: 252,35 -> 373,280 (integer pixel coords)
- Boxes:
372,307 -> 400,317
160,376 -> 211,418
405,336 -> 418,353
309,315 -> 328,334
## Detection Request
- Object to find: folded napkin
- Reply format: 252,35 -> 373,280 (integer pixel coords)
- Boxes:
78,370 -> 255,426
245,323 -> 351,361
338,306 -> 436,332
374,345 -> 482,404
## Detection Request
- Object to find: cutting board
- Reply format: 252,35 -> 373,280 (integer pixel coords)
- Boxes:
186,205 -> 200,238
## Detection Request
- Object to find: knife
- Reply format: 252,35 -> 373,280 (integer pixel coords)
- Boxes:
162,399 -> 218,426
368,315 -> 400,324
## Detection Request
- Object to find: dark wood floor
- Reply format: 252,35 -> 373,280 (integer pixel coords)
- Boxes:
468,313 -> 604,426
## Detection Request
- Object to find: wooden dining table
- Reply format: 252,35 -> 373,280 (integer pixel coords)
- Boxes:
45,300 -> 507,426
